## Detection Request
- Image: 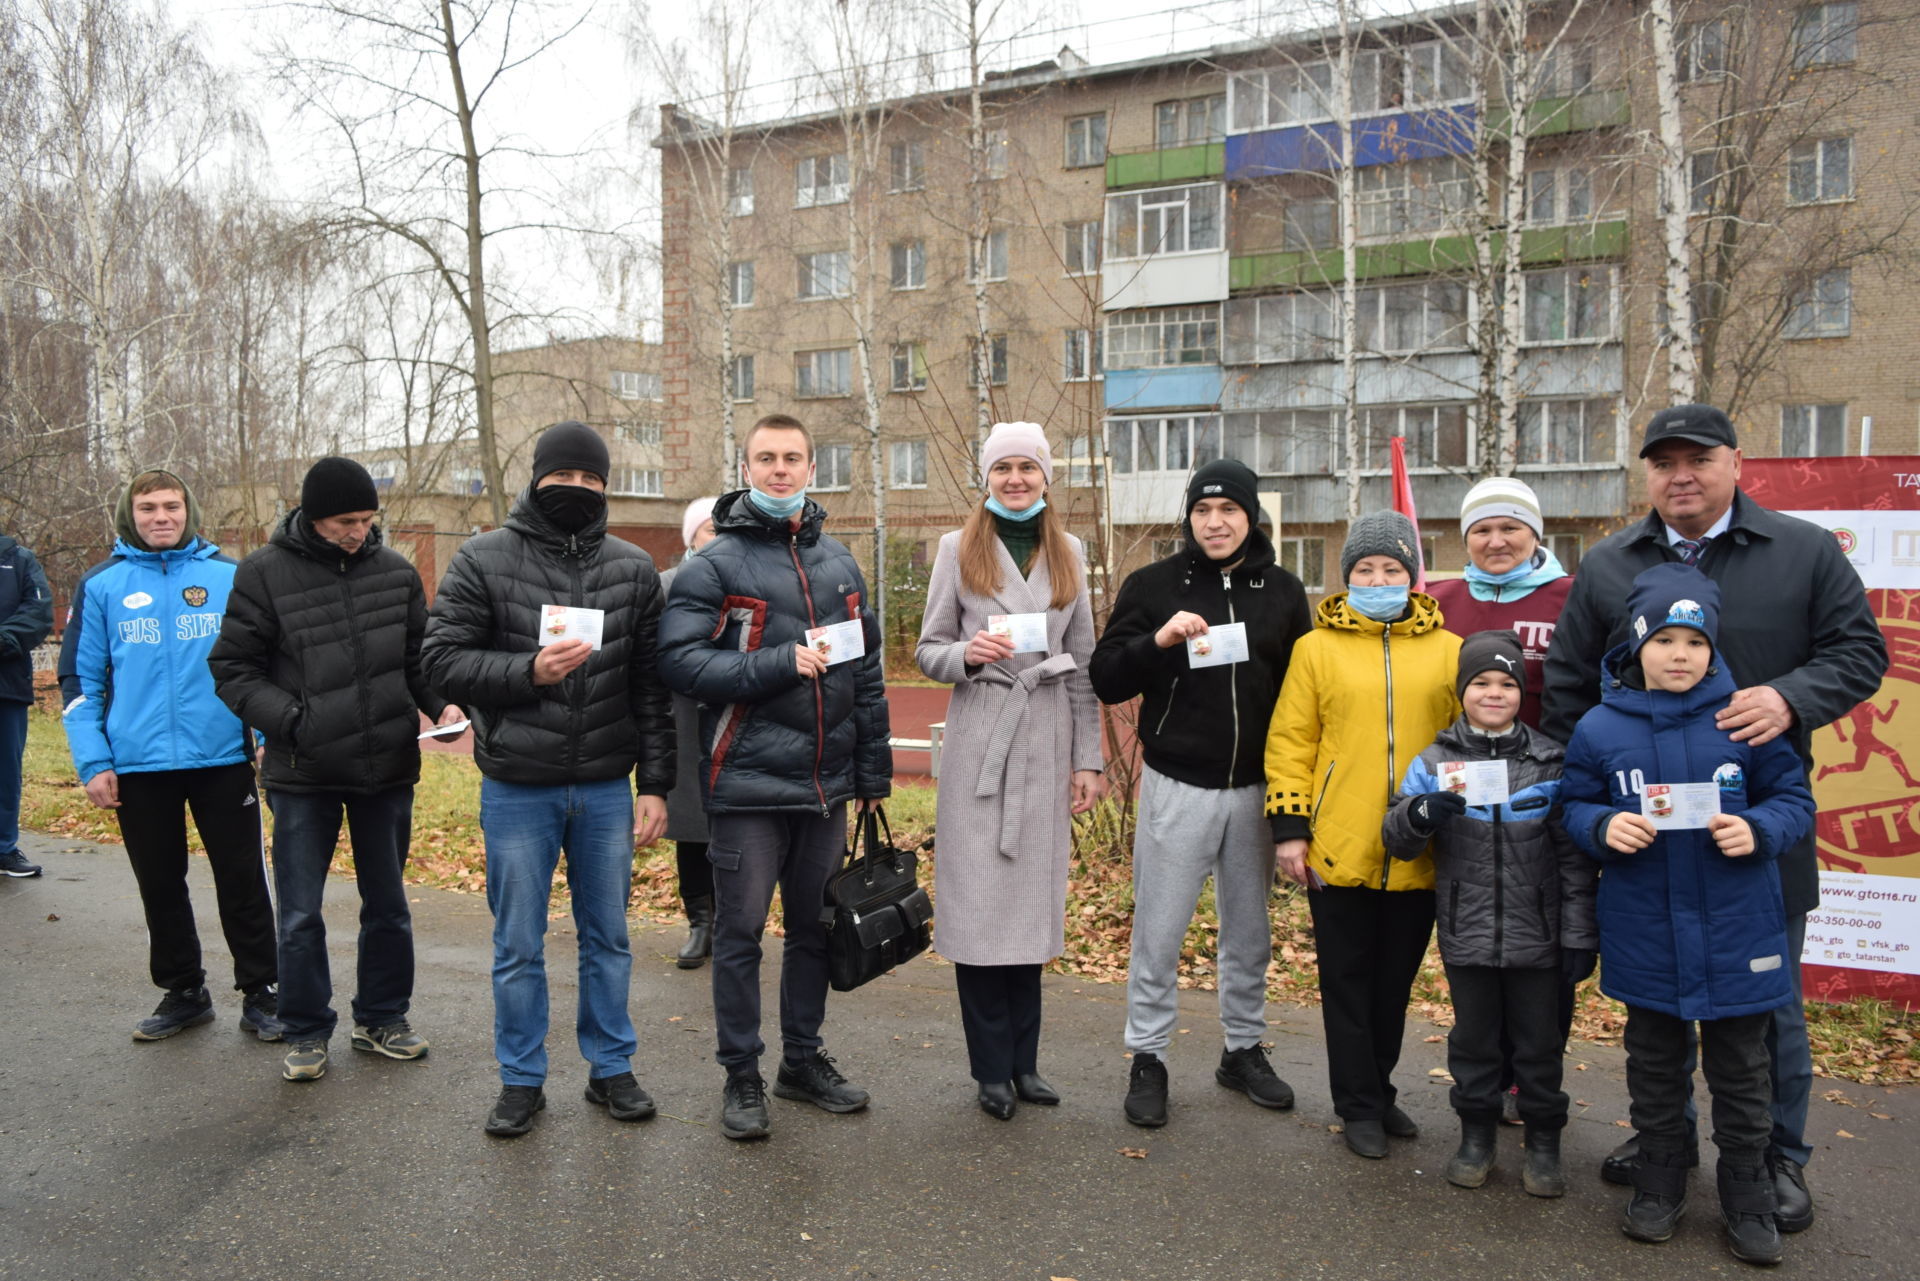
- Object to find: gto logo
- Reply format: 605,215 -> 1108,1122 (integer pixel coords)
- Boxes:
1833,528 -> 1858,555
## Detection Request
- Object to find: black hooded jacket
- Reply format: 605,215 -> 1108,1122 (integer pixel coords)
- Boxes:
1090,523 -> 1313,790
420,488 -> 674,793
209,511 -> 446,794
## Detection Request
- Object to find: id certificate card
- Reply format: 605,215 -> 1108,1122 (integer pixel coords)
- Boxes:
1186,621 -> 1250,669
805,618 -> 867,666
987,613 -> 1050,654
1438,759 -> 1511,807
538,604 -> 605,651
1641,782 -> 1721,830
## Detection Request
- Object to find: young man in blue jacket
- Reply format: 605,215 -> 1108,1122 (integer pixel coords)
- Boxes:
0,524 -> 52,879
61,470 -> 280,1042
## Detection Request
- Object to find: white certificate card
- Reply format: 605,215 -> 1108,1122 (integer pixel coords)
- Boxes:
1438,759 -> 1511,807
988,613 -> 1050,654
1641,782 -> 1721,830
538,604 -> 605,650
806,619 -> 867,666
1186,621 -> 1250,669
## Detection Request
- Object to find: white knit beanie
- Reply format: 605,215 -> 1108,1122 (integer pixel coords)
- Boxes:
680,496 -> 718,549
1459,477 -> 1544,539
979,421 -> 1053,484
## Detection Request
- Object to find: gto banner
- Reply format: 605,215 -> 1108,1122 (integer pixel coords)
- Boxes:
1744,458 -> 1920,1008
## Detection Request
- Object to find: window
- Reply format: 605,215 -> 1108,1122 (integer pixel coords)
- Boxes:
1361,404 -> 1468,469
1106,415 -> 1223,474
1062,436 -> 1100,487
1356,282 -> 1468,354
1229,43 -> 1467,132
1224,294 -> 1338,365
1063,328 -> 1103,382
795,153 -> 849,207
1064,113 -> 1107,168
1678,19 -> 1731,82
727,166 -> 754,216
1516,398 -> 1618,465
1277,536 -> 1326,591
728,354 -> 755,402
888,140 -> 924,192
1546,533 -> 1583,573
447,465 -> 486,496
1786,269 -> 1851,338
1233,61 -> 1333,130
1155,94 -> 1225,148
367,457 -> 401,490
1536,44 -> 1596,97
1224,409 -> 1336,475
610,370 -> 662,400
967,335 -> 1009,387
815,442 -> 853,491
1688,150 -> 1721,215
1788,137 -> 1852,205
796,249 -> 851,300
890,342 -> 928,392
1282,198 -> 1336,250
1106,305 -> 1220,369
1403,41 -> 1471,104
971,228 -> 1009,282
1357,158 -> 1470,238
889,240 -> 925,290
727,260 -> 754,307
1106,183 -> 1223,259
985,127 -> 1009,179
1792,2 -> 1858,68
1523,267 -> 1614,343
615,420 -> 662,445
1526,166 -> 1595,224
794,348 -> 853,397
1782,404 -> 1846,456
608,467 -> 664,498
1064,220 -> 1101,274
889,440 -> 928,488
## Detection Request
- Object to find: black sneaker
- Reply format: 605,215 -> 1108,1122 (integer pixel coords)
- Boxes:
1605,1133 -> 1699,1186
1124,1052 -> 1169,1127
0,849 -> 43,877
239,989 -> 284,1042
721,1071 -> 771,1140
1216,1045 -> 1295,1110
773,1051 -> 870,1114
132,987 -> 214,1041
585,1071 -> 657,1122
1720,1162 -> 1784,1265
1770,1153 -> 1814,1234
1623,1153 -> 1692,1243
485,1085 -> 546,1138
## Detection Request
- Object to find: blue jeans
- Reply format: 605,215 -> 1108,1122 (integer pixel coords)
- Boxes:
0,699 -> 27,854
267,786 -> 416,1043
482,777 -> 636,1086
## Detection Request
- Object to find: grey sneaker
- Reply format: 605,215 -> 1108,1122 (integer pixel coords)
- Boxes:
282,1040 -> 329,1082
351,1020 -> 429,1061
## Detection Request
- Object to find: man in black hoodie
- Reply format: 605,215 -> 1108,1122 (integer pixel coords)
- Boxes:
1090,459 -> 1313,1128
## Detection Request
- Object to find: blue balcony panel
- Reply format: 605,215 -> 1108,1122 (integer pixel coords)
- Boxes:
1225,106 -> 1478,180
1103,365 -> 1224,412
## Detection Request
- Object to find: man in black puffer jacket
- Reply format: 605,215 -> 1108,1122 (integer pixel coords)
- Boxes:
659,413 -> 891,1142
421,422 -> 675,1139
211,457 -> 463,1085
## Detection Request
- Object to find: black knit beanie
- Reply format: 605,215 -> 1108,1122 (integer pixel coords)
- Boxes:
301,457 -> 380,521
1184,458 -> 1262,522
1456,629 -> 1527,700
532,420 -> 610,485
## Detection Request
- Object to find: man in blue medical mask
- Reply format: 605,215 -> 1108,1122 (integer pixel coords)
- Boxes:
657,413 -> 892,1142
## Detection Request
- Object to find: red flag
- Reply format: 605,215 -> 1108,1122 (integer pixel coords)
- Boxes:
1388,436 -> 1425,591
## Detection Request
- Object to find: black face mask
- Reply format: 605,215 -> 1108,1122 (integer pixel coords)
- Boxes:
532,482 -> 606,533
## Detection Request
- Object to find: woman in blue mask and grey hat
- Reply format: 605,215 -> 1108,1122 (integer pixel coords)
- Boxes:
1265,510 -> 1461,1159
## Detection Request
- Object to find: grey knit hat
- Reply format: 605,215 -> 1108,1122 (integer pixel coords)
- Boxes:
1340,510 -> 1422,582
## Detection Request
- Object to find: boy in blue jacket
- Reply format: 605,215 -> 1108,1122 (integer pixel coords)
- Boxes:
62,470 -> 279,1043
1561,564 -> 1814,1267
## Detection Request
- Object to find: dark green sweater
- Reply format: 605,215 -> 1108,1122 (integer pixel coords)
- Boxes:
993,512 -> 1039,575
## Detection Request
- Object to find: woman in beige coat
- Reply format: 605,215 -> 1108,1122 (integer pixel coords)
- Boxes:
916,422 -> 1105,1120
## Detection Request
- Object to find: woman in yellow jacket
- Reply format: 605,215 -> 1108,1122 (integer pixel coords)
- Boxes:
1266,511 -> 1460,1159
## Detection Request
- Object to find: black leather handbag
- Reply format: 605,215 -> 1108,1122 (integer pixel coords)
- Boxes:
819,807 -> 933,992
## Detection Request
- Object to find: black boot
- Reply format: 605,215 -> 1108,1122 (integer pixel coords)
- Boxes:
1720,1159 -> 1784,1266
1522,1124 -> 1567,1198
1446,1118 -> 1498,1188
677,896 -> 714,970
1623,1146 -> 1691,1243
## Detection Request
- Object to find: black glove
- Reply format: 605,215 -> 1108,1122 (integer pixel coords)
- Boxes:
1405,789 -> 1468,836
1561,947 -> 1598,987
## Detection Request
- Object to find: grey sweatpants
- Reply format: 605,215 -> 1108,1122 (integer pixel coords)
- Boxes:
1124,766 -> 1276,1056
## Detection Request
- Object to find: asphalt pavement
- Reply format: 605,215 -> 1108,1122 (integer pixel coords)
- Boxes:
1,829 -> 1913,1281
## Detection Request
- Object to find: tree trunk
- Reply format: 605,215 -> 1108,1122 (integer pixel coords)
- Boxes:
1646,0 -> 1698,405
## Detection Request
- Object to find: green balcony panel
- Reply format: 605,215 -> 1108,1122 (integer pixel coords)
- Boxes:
1486,88 -> 1631,139
1229,220 -> 1627,289
1105,142 -> 1227,189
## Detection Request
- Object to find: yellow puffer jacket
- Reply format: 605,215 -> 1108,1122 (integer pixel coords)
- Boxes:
1265,591 -> 1461,891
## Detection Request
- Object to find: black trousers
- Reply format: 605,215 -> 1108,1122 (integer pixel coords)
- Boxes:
676,840 -> 713,905
1497,951 -> 1592,1091
118,762 -> 276,995
1308,885 -> 1436,1121
954,962 -> 1043,1083
1444,963 -> 1567,1127
1625,1004 -> 1773,1169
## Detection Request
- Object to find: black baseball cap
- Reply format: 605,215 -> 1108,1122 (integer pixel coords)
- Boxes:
1639,404 -> 1738,457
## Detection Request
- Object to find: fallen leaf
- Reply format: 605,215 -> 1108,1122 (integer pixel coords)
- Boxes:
1837,1129 -> 1856,1139
1575,1099 -> 1591,1107
1614,1120 -> 1633,1129
800,1232 -> 813,1241
1870,1112 -> 1892,1120
1573,1063 -> 1589,1071
1423,1034 -> 1444,1043
1119,1147 -> 1148,1159
1427,1068 -> 1453,1080
45,913 -> 59,921
667,1016 -> 682,1023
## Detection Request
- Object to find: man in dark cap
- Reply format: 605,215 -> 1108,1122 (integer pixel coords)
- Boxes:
211,455 -> 464,1084
1541,404 -> 1887,1230
422,422 -> 674,1139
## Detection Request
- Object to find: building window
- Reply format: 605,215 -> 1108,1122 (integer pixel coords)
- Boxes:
1362,404 -> 1468,469
1223,294 -> 1338,365
1792,2 -> 1858,69
727,166 -> 754,216
1526,166 -> 1596,224
1678,19 -> 1731,82
1062,436 -> 1100,487
1546,533 -> 1583,573
1357,157 -> 1470,239
447,465 -> 486,496
889,440 -> 928,488
1782,403 -> 1846,456
1688,150 -> 1722,215
367,457 -> 401,490
890,342 -> 928,392
1536,44 -> 1597,97
985,127 -> 1009,179
727,354 -> 755,402
1516,398 -> 1618,465
1282,198 -> 1337,250
1785,269 -> 1851,338
608,467 -> 664,497
796,249 -> 851,300
727,260 -> 754,307
615,420 -> 663,445
610,370 -> 662,400
1523,267 -> 1614,343
1224,409 -> 1336,475
794,348 -> 853,397
1230,61 -> 1332,131
1064,220 -> 1101,275
1277,536 -> 1326,591
1788,137 -> 1852,205
970,228 -> 1009,282
889,240 -> 925,290
1063,328 -> 1103,382
1106,305 -> 1220,369
1357,281 -> 1469,355
1064,113 -> 1107,168
1106,183 -> 1223,259
967,334 -> 1009,387
814,442 -> 853,491
794,153 -> 849,207
1155,94 -> 1225,148
1107,415 -> 1223,475
888,140 -> 924,192
1229,43 -> 1468,132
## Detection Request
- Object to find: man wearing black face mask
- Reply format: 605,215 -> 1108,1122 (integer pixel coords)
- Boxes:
422,421 -> 675,1138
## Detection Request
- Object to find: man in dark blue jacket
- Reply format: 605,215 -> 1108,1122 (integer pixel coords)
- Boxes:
659,414 -> 891,1141
0,526 -> 53,879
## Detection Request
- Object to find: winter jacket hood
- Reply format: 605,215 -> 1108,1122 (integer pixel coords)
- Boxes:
114,468 -> 202,552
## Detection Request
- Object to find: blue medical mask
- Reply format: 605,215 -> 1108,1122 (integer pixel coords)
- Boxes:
746,487 -> 806,519
985,495 -> 1046,522
1347,583 -> 1410,621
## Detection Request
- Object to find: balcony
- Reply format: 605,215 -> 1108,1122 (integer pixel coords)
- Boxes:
1229,218 -> 1627,291
1485,88 -> 1630,139
1105,142 -> 1226,189
1226,107 -> 1476,181
1104,365 -> 1224,412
